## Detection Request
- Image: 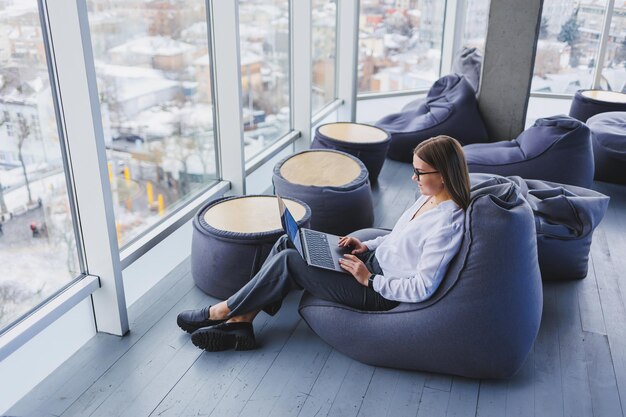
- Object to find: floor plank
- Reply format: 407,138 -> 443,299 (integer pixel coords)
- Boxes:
325,361 -> 376,417
237,320 -> 332,417
533,284 -> 563,417
415,386 -> 450,417
589,228 -> 626,415
584,331 -> 623,417
445,377 -> 479,417
475,380 -> 507,417
556,283 -> 593,417
296,349 -> 354,417
504,347 -> 535,417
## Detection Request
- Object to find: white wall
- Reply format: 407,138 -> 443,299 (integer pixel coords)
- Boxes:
0,298 -> 95,414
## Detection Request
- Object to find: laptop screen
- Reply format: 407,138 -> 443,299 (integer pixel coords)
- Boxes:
277,196 -> 304,256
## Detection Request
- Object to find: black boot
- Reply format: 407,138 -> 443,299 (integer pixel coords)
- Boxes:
191,321 -> 256,351
176,305 -> 227,334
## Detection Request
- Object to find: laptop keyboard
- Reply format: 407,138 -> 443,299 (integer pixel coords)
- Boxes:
303,230 -> 335,269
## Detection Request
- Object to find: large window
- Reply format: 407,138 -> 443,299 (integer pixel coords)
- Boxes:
358,0 -> 447,94
532,0 -> 609,94
599,4 -> 626,92
238,0 -> 291,162
462,0 -> 490,53
312,0 -> 338,114
86,0 -> 219,247
0,0 -> 81,330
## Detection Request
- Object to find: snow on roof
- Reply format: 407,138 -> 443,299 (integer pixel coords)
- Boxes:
0,68 -> 49,104
95,62 -> 166,79
239,25 -> 268,40
117,78 -> 179,101
109,36 -> 195,57
241,50 -> 264,66
93,63 -> 180,101
0,3 -> 35,19
8,25 -> 39,40
180,21 -> 208,39
193,54 -> 211,67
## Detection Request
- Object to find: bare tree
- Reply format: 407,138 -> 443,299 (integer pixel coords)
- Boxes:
16,115 -> 34,204
0,177 -> 7,215
47,206 -> 79,276
0,281 -> 30,325
0,113 -> 9,214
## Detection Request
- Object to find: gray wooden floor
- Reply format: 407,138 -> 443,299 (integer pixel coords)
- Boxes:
9,159 -> 626,417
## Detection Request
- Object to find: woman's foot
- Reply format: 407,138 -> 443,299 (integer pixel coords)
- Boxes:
176,305 -> 227,334
191,322 -> 257,351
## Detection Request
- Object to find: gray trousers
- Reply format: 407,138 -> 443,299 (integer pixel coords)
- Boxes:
226,234 -> 399,318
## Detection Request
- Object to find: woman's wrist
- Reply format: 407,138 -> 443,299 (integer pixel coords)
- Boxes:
363,272 -> 373,287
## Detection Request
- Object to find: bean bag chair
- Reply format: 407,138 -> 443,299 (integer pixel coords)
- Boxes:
470,173 -> 610,281
272,149 -> 374,236
587,112 -> 626,184
376,74 -> 489,162
299,177 -> 542,379
402,47 -> 483,112
311,122 -> 391,184
191,195 -> 311,299
569,89 -> 626,122
464,115 -> 594,188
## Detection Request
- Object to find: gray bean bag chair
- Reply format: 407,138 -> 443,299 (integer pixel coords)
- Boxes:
587,112 -> 626,184
402,47 -> 483,112
376,74 -> 489,163
464,115 -> 595,188
311,123 -> 391,185
272,149 -> 374,236
191,195 -> 311,299
299,177 -> 542,379
470,173 -> 610,280
569,89 -> 626,122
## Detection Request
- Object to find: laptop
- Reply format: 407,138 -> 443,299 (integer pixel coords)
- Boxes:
276,195 -> 350,273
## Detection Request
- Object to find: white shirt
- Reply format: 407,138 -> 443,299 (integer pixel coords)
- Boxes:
361,195 -> 465,303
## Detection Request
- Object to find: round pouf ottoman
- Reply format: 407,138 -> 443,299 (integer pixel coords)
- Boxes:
272,149 -> 374,236
587,111 -> 626,184
191,195 -> 311,299
311,122 -> 391,184
569,89 -> 626,122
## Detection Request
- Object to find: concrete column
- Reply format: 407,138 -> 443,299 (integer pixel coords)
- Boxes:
478,0 -> 544,140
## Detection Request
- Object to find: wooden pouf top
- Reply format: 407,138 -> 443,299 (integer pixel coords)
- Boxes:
318,123 -> 389,144
582,90 -> 626,103
204,196 -> 307,233
280,151 -> 362,186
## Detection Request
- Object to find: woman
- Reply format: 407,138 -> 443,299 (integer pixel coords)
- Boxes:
177,135 -> 471,352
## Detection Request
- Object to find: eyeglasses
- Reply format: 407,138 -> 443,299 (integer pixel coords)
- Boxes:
413,167 -> 439,181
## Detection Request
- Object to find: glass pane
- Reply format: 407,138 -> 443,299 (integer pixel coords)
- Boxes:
312,0 -> 338,114
239,0 -> 291,162
462,0 -> 490,53
358,0 -> 447,93
0,1 -> 81,329
599,2 -> 626,92
86,0 -> 219,246
532,0 -> 609,94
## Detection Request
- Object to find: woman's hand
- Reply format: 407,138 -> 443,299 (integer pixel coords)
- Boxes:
337,236 -> 369,254
339,254 -> 372,286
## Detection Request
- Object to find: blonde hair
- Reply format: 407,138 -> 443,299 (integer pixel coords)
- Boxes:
413,135 -> 471,210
